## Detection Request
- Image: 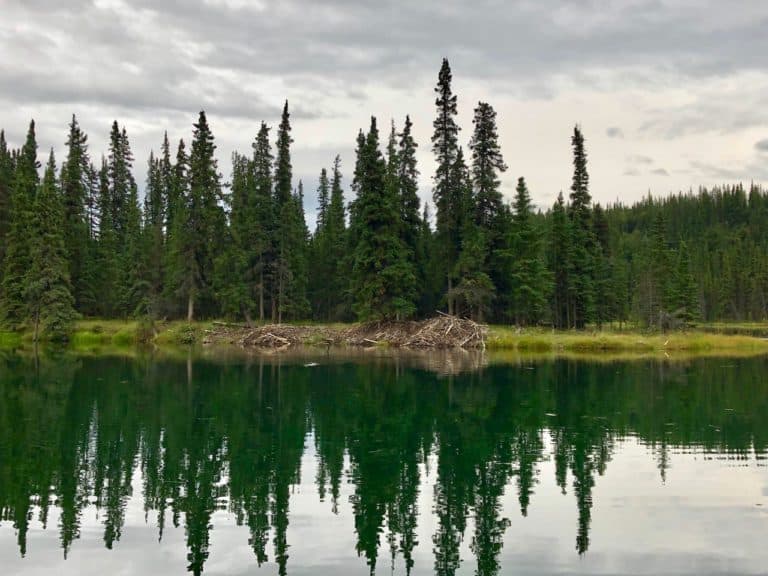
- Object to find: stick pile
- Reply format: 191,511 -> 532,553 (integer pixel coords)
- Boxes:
212,315 -> 487,350
343,315 -> 487,349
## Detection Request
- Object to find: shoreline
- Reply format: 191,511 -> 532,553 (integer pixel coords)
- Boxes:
2,319 -> 768,358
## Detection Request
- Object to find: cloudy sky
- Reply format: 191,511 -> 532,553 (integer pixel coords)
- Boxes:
2,0 -> 768,224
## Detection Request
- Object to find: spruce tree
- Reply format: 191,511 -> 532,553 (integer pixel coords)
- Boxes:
163,139 -> 188,317
310,167 -> 333,319
351,117 -> 416,320
470,102 -> 507,229
251,122 -> 274,321
673,240 -> 699,326
1,121 -> 39,327
446,147 -> 478,315
509,177 -> 550,325
431,58 -> 462,313
550,192 -> 570,329
274,101 -> 293,206
326,156 -> 349,320
94,157 -> 118,317
470,101 -> 509,320
25,150 -> 77,341
591,204 -> 613,329
568,126 -> 594,329
397,115 -> 422,293
217,151 -> 252,322
142,151 -> 165,317
0,130 -> 14,272
272,103 -> 309,321
178,111 -> 225,320
61,115 -> 93,311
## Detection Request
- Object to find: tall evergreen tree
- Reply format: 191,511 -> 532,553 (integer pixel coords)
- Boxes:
509,177 -> 550,325
432,58 -> 462,314
274,101 -> 293,206
175,111 -> 225,320
94,156 -> 118,317
470,102 -> 507,229
164,139 -> 189,317
217,151 -> 252,322
397,115 -> 422,291
60,115 -> 93,310
470,101 -> 510,320
591,204 -> 613,329
0,131 -> 15,273
351,118 -> 416,320
1,121 -> 39,327
25,150 -> 77,340
326,156 -> 349,320
143,151 -> 165,317
310,167 -> 333,319
567,126 -> 594,329
272,103 -> 309,321
549,192 -> 571,329
251,122 -> 275,321
672,240 -> 699,325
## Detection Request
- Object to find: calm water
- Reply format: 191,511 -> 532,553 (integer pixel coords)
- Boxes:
1,350 -> 767,575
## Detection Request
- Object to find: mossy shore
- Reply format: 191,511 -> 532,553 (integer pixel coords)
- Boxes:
2,319 -> 768,357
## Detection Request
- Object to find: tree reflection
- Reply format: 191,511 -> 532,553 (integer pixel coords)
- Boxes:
0,352 -> 767,573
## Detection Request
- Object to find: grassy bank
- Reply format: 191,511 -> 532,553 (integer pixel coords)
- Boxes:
2,319 -> 768,357
487,326 -> 768,354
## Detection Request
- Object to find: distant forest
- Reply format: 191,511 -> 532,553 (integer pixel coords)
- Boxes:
1,58 -> 767,340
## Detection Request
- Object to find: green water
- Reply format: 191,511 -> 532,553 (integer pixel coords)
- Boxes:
1,351 -> 767,575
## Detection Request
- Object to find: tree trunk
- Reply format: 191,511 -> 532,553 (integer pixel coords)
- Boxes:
258,271 -> 264,322
187,292 -> 195,322
447,276 -> 453,315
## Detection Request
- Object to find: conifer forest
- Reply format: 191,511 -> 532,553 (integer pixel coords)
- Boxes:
1,59 -> 767,341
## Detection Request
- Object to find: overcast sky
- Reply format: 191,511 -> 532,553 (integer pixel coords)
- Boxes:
2,0 -> 768,226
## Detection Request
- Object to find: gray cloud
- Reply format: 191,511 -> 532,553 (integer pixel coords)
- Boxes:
628,155 -> 654,165
651,168 -> 670,176
756,139 -> 768,152
2,0 -> 768,211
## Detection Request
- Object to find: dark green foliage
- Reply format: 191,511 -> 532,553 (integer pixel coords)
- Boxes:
567,126 -> 594,329
1,121 -> 39,327
397,116 -> 421,260
169,112 -> 226,321
431,58 -> 462,314
0,131 -> 15,274
1,60 -> 767,330
549,192 -> 570,329
309,167 -> 337,320
470,102 -> 507,230
351,118 -> 416,320
60,115 -> 94,311
274,100 -> 293,206
142,151 -> 165,318
470,101 -> 509,321
508,177 -> 550,325
272,104 -> 309,322
672,240 -> 699,325
25,151 -> 78,340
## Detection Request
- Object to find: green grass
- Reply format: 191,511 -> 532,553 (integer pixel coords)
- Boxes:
487,326 -> 768,354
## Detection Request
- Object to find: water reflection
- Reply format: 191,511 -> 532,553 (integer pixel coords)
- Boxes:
0,351 -> 766,575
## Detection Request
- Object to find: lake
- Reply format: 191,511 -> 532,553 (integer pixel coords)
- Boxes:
1,350 -> 767,575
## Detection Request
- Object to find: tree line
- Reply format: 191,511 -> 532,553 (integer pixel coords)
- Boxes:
1,58 -> 766,340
